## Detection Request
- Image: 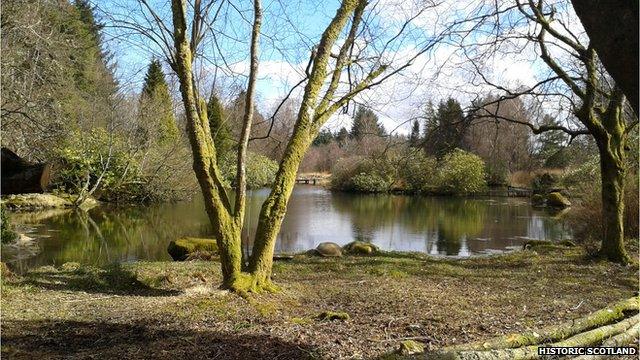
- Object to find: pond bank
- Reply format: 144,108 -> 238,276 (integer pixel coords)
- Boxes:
2,247 -> 637,359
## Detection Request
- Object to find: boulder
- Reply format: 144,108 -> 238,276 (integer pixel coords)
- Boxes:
531,194 -> 545,207
342,241 -> 379,255
168,237 -> 218,261
398,340 -> 425,355
546,192 -> 571,208
314,242 -> 342,257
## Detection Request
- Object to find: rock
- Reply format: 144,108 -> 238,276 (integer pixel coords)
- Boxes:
168,237 -> 218,261
2,193 -> 71,211
315,242 -> 342,257
531,194 -> 545,207
342,241 -> 379,255
398,340 -> 425,355
546,192 -> 571,208
316,311 -> 350,321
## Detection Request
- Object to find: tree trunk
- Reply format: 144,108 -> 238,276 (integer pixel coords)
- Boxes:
249,134 -> 310,287
595,126 -> 630,264
1,148 -> 53,194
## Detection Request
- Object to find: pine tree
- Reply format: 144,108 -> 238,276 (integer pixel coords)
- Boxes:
140,59 -> 178,143
207,92 -> 234,161
336,127 -> 349,147
537,115 -> 569,168
409,119 -> 421,147
351,106 -> 384,140
424,98 -> 467,158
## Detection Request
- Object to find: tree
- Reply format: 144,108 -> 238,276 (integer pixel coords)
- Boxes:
312,129 -> 334,146
336,127 -> 350,147
109,0 -> 441,294
139,59 -> 178,144
571,0 -> 638,116
408,119 -> 421,147
207,92 -> 233,161
425,98 -> 467,158
536,115 -> 569,168
351,106 -> 385,140
461,0 -> 638,263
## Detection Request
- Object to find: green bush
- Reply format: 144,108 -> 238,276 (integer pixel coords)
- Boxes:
53,129 -> 138,199
484,162 -> 509,186
331,156 -> 394,192
219,151 -> 278,189
1,205 -> 18,244
435,149 -> 487,195
398,151 -> 438,193
531,172 -> 560,194
351,172 -> 390,193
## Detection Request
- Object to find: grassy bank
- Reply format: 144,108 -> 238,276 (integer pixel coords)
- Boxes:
1,247 -> 638,359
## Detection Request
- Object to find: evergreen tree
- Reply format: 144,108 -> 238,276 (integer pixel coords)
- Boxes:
537,115 -> 569,168
336,127 -> 349,147
139,59 -> 178,143
351,106 -> 385,140
207,92 -> 234,161
424,98 -> 467,158
312,129 -> 334,146
409,119 -> 421,147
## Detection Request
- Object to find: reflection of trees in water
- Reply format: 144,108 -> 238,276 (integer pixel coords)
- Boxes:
10,201 -> 213,269
331,194 -> 487,255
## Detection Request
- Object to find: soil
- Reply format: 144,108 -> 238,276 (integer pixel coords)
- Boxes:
1,247 -> 638,359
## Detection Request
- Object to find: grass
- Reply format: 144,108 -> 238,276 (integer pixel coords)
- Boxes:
1,247 -> 638,359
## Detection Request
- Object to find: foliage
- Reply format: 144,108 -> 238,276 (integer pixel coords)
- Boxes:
351,172 -> 391,193
312,129 -> 334,146
531,172 -> 560,194
1,205 -> 18,244
139,59 -> 178,144
424,98 -> 467,158
53,129 -> 137,198
207,92 -> 234,161
219,152 -> 278,189
351,106 -> 385,140
398,151 -> 438,193
537,115 -> 570,168
435,149 -> 487,195
408,120 -> 421,147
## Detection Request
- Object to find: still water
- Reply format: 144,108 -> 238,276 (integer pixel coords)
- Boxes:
4,186 -> 571,271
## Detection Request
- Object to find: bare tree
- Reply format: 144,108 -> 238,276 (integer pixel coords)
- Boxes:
457,0 -> 638,263
103,0 -> 443,293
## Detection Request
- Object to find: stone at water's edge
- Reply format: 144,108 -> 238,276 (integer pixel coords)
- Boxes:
342,240 -> 379,255
546,192 -> 571,208
531,193 -> 545,207
315,242 -> 343,257
168,237 -> 218,261
398,340 -> 425,355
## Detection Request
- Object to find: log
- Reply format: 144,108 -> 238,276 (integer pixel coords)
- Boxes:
435,314 -> 639,360
570,323 -> 640,360
1,148 -> 53,194
444,297 -> 639,352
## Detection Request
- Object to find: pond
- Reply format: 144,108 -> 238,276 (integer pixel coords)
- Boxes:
4,186 -> 571,272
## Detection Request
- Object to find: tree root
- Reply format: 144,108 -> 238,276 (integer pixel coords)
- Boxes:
444,297 -> 639,352
433,314 -> 639,360
224,272 -> 280,298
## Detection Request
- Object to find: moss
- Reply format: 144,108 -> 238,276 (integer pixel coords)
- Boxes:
546,192 -> 571,208
167,237 -> 218,261
523,239 -> 575,250
2,194 -> 72,210
343,241 -> 380,255
316,311 -> 350,321
531,194 -> 545,207
398,340 -> 425,355
290,316 -> 312,325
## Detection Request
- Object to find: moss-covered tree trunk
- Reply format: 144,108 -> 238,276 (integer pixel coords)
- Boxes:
595,129 -> 629,264
170,0 -> 243,288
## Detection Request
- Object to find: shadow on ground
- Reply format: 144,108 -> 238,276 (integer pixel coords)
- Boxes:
17,263 -> 180,297
1,319 -> 318,360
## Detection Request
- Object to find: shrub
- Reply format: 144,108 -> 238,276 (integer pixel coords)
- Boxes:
330,156 -> 395,192
435,149 -> 487,195
1,205 -> 18,244
219,151 -> 278,189
351,172 -> 390,193
531,172 -> 560,194
398,151 -> 438,193
53,129 -> 138,199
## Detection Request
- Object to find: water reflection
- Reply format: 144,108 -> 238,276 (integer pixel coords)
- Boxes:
5,186 -> 571,271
